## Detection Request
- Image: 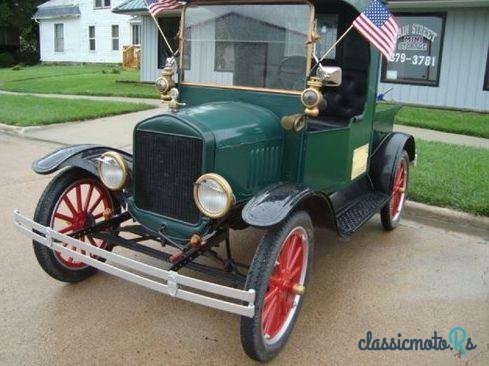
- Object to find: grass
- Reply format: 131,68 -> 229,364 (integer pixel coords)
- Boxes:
0,64 -> 107,83
0,64 -> 157,99
395,105 -> 489,139
409,140 -> 489,216
0,94 -> 154,127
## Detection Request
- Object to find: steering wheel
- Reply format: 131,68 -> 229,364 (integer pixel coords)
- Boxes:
276,56 -> 308,90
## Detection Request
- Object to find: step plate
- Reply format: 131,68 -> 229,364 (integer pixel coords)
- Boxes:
336,192 -> 390,237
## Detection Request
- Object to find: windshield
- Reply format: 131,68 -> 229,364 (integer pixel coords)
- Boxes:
182,3 -> 312,91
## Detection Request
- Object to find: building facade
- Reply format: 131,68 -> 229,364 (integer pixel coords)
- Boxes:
35,0 -> 141,63
114,0 -> 489,112
380,0 -> 489,111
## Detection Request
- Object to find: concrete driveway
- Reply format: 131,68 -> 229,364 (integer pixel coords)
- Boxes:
1,133 -> 488,365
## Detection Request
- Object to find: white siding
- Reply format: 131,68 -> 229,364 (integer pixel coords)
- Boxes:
379,8 -> 489,112
39,0 -> 136,63
184,21 -> 233,85
140,16 -> 160,82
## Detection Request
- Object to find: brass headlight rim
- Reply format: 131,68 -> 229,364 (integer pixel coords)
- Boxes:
97,151 -> 128,191
300,87 -> 322,109
193,173 -> 235,219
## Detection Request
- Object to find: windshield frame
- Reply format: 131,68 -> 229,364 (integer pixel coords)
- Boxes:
178,0 -> 315,95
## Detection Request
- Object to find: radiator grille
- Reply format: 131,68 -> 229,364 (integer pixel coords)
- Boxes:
134,131 -> 203,224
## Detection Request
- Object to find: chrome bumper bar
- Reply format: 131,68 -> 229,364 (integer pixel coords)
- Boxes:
13,210 -> 255,318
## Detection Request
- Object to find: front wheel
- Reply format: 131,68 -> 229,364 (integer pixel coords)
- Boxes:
33,168 -> 118,282
240,211 -> 314,362
381,150 -> 410,230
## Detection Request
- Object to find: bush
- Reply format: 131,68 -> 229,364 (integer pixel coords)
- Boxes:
0,52 -> 16,67
14,50 -> 40,66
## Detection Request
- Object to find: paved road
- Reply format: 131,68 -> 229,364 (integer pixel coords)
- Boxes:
1,133 -> 488,366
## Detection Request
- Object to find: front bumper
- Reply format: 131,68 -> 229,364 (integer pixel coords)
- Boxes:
13,210 -> 255,318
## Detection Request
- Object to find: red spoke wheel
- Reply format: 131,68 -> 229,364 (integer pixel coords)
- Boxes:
381,150 -> 410,230
240,211 -> 314,362
33,168 -> 119,282
51,178 -> 112,269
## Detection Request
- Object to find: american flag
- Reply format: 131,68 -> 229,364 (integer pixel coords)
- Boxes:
353,0 -> 400,59
145,0 -> 181,18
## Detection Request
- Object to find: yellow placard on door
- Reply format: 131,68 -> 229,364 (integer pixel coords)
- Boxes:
351,144 -> 369,180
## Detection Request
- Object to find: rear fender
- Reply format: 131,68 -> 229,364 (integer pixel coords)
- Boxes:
242,182 -> 336,230
369,132 -> 415,194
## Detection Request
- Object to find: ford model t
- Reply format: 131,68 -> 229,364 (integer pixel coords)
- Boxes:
14,0 -> 415,361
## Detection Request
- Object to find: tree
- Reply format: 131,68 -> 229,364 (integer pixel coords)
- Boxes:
0,0 -> 43,51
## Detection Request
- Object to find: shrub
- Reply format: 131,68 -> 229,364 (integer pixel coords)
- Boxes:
0,52 -> 16,67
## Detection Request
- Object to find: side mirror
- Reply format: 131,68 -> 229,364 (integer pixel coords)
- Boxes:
316,65 -> 342,86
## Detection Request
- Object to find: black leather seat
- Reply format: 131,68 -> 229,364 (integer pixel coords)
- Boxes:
310,70 -> 367,131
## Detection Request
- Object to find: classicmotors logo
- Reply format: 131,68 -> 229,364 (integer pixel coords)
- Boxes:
358,327 -> 477,356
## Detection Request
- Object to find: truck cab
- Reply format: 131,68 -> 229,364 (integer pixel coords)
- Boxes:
15,0 -> 415,362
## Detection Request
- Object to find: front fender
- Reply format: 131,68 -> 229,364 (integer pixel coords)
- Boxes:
32,144 -> 133,178
242,182 -> 314,228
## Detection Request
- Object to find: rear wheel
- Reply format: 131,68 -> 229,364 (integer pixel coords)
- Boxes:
33,168 -> 117,282
381,150 -> 409,230
240,211 -> 314,362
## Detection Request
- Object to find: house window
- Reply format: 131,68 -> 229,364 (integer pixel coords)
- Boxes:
484,47 -> 489,91
112,25 -> 119,51
132,24 -> 140,45
54,23 -> 64,52
94,0 -> 111,8
215,43 -> 234,72
88,26 -> 96,51
381,13 -> 445,86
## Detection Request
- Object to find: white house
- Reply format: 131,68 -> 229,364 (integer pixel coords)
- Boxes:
34,0 -> 142,63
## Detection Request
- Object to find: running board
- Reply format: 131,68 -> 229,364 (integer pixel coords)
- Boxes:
336,192 -> 390,237
13,210 -> 255,318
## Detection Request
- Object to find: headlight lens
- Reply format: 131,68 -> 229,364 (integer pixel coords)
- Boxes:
98,151 -> 128,190
193,174 -> 234,218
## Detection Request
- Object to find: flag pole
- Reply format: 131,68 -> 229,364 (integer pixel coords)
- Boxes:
317,24 -> 354,64
142,0 -> 175,55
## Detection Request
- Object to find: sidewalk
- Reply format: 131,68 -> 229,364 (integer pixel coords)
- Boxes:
394,124 -> 489,149
1,107 -> 167,151
0,90 -> 161,107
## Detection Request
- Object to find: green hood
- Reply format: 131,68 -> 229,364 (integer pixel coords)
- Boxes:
135,101 -> 285,201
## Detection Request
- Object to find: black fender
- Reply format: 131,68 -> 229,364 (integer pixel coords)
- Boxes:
369,132 -> 415,194
242,182 -> 336,230
32,144 -> 133,177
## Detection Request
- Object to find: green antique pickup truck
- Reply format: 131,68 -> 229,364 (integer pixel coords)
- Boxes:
14,0 -> 415,361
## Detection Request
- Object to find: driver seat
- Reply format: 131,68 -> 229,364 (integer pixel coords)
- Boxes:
309,69 -> 367,130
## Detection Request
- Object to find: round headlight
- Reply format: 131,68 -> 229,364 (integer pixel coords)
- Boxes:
155,77 -> 169,93
193,173 -> 234,218
98,151 -> 128,190
301,88 -> 321,108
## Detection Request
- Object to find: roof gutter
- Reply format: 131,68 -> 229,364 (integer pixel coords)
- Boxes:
388,0 -> 489,9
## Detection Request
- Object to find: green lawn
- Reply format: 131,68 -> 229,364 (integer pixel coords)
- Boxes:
409,140 -> 489,216
0,64 -> 107,83
395,105 -> 489,139
0,64 -> 157,99
0,94 -> 154,127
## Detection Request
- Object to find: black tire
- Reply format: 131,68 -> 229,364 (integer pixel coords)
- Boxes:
33,168 -> 117,283
240,211 -> 314,362
381,150 -> 410,231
